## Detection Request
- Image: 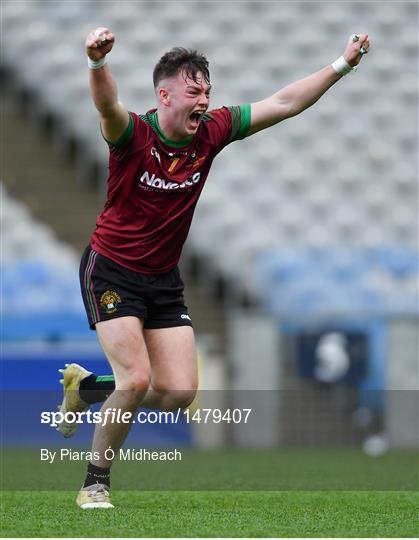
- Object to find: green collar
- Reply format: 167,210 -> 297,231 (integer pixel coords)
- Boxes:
152,111 -> 194,148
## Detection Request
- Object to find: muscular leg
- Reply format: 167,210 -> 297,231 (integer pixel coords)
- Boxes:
141,325 -> 198,410
90,316 -> 150,468
77,326 -> 198,412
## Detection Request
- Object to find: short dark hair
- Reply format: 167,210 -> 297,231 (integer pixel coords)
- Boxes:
153,47 -> 210,88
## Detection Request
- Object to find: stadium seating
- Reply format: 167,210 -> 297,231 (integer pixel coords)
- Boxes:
251,245 -> 418,317
1,1 -> 417,321
1,184 -> 92,341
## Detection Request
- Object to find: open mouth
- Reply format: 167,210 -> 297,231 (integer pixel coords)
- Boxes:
188,110 -> 205,127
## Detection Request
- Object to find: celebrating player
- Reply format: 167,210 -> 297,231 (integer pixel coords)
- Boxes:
58,27 -> 370,508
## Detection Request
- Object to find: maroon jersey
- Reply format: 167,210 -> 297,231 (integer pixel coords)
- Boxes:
90,105 -> 251,274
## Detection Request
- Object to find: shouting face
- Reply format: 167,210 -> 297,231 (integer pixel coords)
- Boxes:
157,69 -> 211,141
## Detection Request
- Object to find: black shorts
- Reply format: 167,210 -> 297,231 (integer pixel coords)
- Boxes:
79,246 -> 193,330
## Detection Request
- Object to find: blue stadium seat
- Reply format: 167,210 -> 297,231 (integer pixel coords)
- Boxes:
251,246 -> 418,318
370,246 -> 418,279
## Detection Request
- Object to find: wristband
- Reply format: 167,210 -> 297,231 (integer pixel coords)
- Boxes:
87,56 -> 107,70
331,56 -> 356,76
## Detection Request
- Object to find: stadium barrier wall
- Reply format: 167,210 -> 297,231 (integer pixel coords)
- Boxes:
227,311 -> 418,450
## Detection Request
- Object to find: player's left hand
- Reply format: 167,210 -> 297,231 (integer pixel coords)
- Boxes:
343,34 -> 370,67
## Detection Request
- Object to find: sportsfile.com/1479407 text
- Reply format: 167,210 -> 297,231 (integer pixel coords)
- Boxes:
41,407 -> 253,428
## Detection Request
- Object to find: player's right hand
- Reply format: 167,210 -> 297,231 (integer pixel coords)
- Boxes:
86,27 -> 115,60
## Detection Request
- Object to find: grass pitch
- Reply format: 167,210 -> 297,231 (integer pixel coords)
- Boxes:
1,490 -> 418,537
1,449 -> 418,537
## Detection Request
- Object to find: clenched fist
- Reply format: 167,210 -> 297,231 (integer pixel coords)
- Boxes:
86,27 -> 115,61
343,33 -> 370,67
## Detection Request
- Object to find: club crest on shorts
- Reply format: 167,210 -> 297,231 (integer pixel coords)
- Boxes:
100,290 -> 122,314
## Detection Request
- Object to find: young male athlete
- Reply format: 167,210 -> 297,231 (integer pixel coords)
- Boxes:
58,27 -> 370,508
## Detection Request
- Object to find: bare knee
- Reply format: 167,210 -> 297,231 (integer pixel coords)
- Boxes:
98,320 -> 150,395
112,373 -> 149,410
154,387 -> 197,410
116,369 -> 150,393
175,389 -> 197,409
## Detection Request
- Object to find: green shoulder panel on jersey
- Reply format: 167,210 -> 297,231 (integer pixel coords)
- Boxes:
101,112 -> 134,149
229,104 -> 251,141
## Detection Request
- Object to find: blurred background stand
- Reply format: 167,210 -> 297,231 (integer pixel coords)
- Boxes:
1,0 -> 417,452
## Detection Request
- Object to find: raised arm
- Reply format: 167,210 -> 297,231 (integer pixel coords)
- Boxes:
248,34 -> 370,136
85,27 -> 129,143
